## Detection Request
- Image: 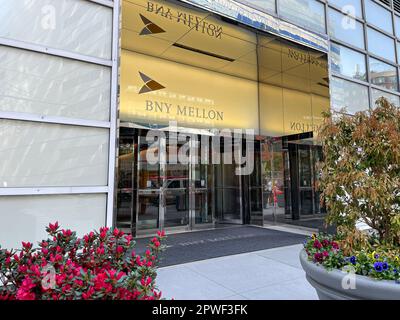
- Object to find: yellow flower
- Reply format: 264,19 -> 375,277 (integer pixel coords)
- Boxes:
311,234 -> 317,240
369,251 -> 377,261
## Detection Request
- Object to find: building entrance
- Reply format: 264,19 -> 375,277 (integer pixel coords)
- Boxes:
262,133 -> 326,225
116,126 -> 253,236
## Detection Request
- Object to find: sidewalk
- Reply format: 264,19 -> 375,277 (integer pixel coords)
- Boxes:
156,243 -> 318,300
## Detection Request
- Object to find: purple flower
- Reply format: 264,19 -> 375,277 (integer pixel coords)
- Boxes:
374,262 -> 383,273
350,256 -> 356,265
382,262 -> 388,271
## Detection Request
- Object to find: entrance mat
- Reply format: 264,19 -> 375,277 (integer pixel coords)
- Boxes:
134,226 -> 307,267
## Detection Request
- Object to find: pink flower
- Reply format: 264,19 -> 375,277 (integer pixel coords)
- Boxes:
116,246 -> 124,254
62,229 -> 72,237
157,230 -> 166,237
22,242 -> 33,251
16,277 -> 36,300
313,240 -> 322,249
322,239 -> 330,247
113,228 -> 124,238
332,242 -> 339,250
48,222 -> 59,233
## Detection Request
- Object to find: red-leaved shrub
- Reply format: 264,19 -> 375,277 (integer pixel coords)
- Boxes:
0,223 -> 166,300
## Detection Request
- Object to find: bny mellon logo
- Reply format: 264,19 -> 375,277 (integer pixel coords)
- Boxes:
138,72 -> 165,94
139,14 -> 165,36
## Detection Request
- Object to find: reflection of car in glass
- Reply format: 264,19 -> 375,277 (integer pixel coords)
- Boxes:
143,177 -> 189,211
165,178 -> 188,211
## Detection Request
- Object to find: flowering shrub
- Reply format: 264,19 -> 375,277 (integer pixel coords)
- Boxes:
0,223 -> 166,300
304,234 -> 400,282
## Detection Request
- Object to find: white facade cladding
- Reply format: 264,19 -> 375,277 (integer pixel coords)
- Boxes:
0,0 -> 120,248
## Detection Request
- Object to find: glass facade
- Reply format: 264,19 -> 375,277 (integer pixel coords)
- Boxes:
369,57 -> 398,91
278,0 -> 326,34
117,0 -> 329,235
330,43 -> 367,81
330,77 -> 370,114
0,0 -> 400,245
327,0 -> 400,114
238,0 -> 276,13
365,0 -> 393,34
328,0 -> 363,18
367,27 -> 396,62
328,8 -> 365,49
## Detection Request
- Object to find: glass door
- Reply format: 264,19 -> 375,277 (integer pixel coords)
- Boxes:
190,136 -> 213,227
215,138 -> 243,224
136,134 -> 162,232
163,137 -> 190,229
298,146 -> 314,216
116,127 -> 135,231
132,131 -> 213,235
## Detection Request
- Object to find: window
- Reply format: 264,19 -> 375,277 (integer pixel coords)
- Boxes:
0,0 -> 112,59
236,0 -> 276,13
331,77 -> 370,114
364,0 -> 393,34
371,88 -> 400,107
0,46 -> 111,121
395,15 -> 400,38
0,120 -> 109,188
0,194 -> 107,249
398,41 -> 400,63
328,8 -> 365,49
369,57 -> 398,91
279,0 -> 326,34
330,43 -> 367,81
328,0 -> 363,19
367,27 -> 396,62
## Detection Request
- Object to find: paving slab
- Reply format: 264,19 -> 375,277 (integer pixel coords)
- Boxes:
157,243 -> 317,300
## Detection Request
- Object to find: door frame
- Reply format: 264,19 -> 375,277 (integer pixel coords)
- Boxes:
134,129 -> 215,236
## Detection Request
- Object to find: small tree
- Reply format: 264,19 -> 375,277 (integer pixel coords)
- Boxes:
319,97 -> 400,246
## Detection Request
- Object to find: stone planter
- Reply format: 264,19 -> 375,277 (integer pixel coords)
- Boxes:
299,249 -> 400,300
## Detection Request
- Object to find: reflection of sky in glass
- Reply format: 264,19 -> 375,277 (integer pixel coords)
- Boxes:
367,28 -> 396,62
330,43 -> 366,81
395,16 -> 400,38
328,0 -> 362,18
328,8 -> 365,49
364,0 -> 393,34
279,0 -> 326,34
236,0 -> 276,13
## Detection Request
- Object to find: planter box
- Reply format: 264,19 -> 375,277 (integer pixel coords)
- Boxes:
300,249 -> 400,300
